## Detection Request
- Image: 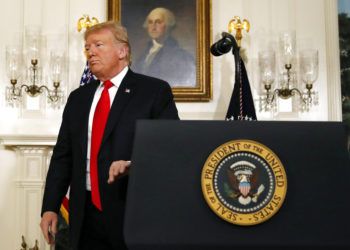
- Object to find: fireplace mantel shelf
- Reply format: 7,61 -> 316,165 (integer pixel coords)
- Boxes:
0,134 -> 57,146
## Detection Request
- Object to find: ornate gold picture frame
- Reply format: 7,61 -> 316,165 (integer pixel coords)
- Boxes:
108,0 -> 212,102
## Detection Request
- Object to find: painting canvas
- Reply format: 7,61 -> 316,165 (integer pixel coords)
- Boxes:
108,0 -> 212,101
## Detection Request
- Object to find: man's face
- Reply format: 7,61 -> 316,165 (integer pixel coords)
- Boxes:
147,12 -> 168,42
85,29 -> 126,80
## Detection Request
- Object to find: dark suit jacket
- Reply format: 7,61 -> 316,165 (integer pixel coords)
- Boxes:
41,69 -> 179,249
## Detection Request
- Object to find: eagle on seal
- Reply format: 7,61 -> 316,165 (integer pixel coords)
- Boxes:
226,160 -> 264,205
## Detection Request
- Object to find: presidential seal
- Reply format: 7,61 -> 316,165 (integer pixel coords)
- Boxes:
201,139 -> 287,226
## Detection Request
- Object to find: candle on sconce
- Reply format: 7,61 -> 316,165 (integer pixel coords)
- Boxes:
279,30 -> 296,66
6,46 -> 22,81
24,26 -> 42,67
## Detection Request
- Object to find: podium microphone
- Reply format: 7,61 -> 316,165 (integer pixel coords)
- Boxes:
210,32 -> 236,56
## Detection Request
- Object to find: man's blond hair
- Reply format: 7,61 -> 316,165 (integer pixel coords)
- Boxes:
84,21 -> 131,64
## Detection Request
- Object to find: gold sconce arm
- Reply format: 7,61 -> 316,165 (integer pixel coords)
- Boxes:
7,59 -> 62,103
271,88 -> 305,103
8,82 -> 61,103
264,80 -> 314,107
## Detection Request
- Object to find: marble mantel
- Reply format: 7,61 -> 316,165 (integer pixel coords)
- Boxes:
0,133 -> 57,250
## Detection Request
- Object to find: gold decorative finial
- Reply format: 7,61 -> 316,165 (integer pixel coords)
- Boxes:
29,240 -> 39,250
20,236 -> 39,250
77,14 -> 99,32
228,16 -> 250,47
21,235 -> 27,250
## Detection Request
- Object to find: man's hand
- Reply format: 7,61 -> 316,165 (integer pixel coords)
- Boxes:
40,211 -> 58,245
108,160 -> 131,184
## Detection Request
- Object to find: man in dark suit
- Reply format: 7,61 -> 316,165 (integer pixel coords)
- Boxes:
40,21 -> 179,250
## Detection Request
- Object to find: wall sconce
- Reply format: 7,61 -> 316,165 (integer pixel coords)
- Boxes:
259,31 -> 319,112
5,26 -> 65,106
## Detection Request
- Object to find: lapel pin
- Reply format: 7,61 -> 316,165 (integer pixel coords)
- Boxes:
125,88 -> 130,93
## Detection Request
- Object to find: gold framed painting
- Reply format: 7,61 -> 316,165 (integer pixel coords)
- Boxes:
108,0 -> 212,102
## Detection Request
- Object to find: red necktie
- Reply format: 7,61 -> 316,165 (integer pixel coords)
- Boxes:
90,80 -> 113,211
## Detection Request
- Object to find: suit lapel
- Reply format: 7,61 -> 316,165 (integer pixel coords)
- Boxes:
101,69 -> 136,146
80,80 -> 100,155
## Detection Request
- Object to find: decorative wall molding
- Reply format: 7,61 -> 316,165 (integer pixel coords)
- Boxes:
324,0 -> 343,121
0,135 -> 55,250
0,135 -> 57,146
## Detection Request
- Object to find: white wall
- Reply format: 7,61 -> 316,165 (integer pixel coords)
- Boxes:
0,1 -> 106,249
0,146 -> 16,249
0,0 -> 343,249
179,0 -> 341,121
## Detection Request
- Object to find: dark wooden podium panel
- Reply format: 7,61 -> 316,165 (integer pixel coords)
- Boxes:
124,121 -> 350,249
